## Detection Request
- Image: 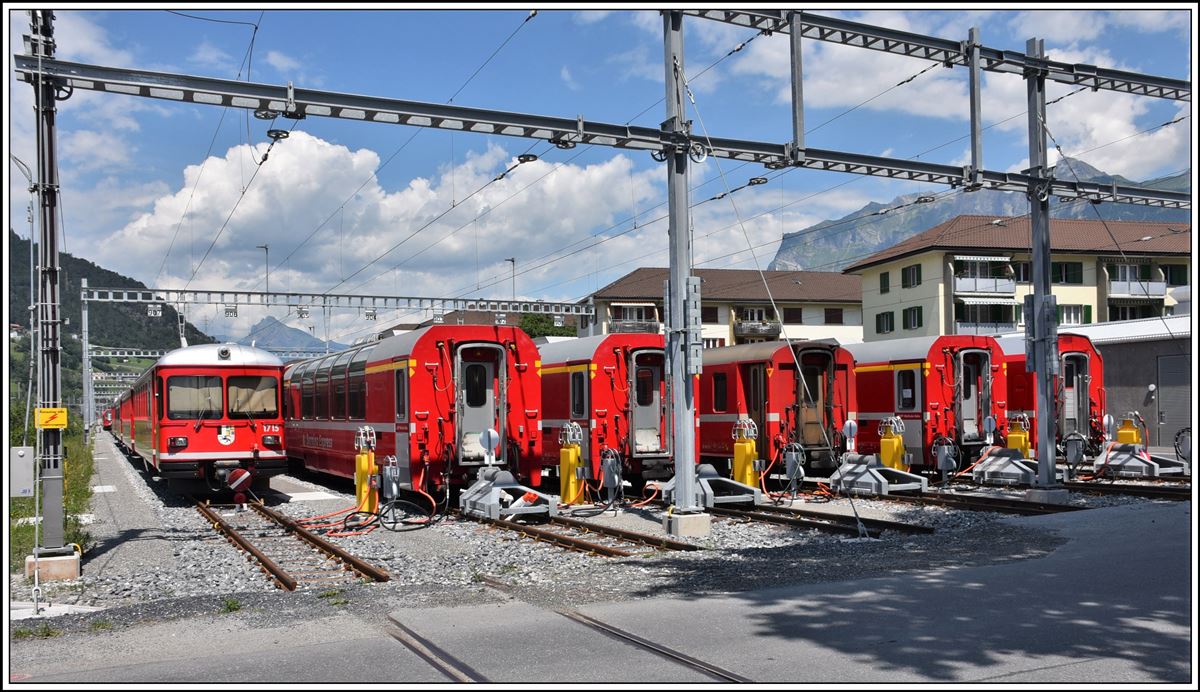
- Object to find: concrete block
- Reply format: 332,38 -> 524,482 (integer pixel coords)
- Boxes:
25,554 -> 81,582
1025,488 -> 1071,505
663,512 -> 711,537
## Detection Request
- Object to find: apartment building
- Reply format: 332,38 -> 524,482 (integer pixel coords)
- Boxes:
581,267 -> 863,346
843,215 -> 1191,342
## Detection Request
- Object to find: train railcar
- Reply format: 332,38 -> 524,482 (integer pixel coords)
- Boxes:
842,335 -> 1009,470
995,332 -> 1106,456
101,407 -> 113,431
699,340 -> 855,472
109,344 -> 287,490
539,334 -> 670,488
283,325 -> 543,494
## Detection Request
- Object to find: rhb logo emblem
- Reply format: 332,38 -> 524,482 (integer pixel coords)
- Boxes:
218,426 -> 236,446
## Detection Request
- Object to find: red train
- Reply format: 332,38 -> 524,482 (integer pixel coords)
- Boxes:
110,344 -> 287,490
539,334 -> 670,489
995,332 -> 1106,457
699,340 -> 855,472
101,407 -> 113,431
283,325 -> 544,493
842,335 -> 1009,471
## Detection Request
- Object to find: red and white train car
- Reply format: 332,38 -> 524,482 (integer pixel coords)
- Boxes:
842,335 -> 1009,470
995,332 -> 1106,455
110,344 -> 287,488
101,407 -> 113,431
699,340 -> 856,471
539,334 -> 671,487
284,325 -> 543,493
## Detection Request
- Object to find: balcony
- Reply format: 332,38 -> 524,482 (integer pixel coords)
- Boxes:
955,321 -> 1017,335
733,320 -> 782,338
954,276 -> 1016,294
1109,280 -> 1167,298
609,319 -> 661,334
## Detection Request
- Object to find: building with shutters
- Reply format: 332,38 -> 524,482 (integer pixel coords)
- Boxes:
579,267 -> 863,346
842,215 -> 1191,342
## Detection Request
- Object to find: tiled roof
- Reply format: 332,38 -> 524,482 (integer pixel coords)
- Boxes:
843,215 -> 1191,273
590,267 -> 861,304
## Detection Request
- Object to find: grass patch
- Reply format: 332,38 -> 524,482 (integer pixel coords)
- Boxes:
89,619 -> 113,632
8,420 -> 95,572
318,589 -> 349,606
219,597 -> 242,614
13,622 -> 63,640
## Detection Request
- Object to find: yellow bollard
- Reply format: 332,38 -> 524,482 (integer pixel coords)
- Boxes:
879,422 -> 910,472
559,443 -> 583,505
1007,418 -> 1031,459
1116,417 -> 1142,446
355,448 -> 379,514
732,437 -> 758,487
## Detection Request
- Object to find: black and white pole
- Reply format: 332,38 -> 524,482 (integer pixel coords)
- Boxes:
1024,38 -> 1062,494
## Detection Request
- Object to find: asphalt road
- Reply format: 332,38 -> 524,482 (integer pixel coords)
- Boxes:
11,500 -> 1192,684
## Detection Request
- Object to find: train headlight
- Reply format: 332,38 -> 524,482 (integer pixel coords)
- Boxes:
169,437 -> 189,448
262,435 -> 281,446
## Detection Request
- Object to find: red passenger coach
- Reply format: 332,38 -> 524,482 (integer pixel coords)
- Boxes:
101,407 -> 113,431
699,341 -> 855,471
842,335 -> 1008,470
539,334 -> 671,487
284,325 -> 543,493
110,344 -> 286,489
995,332 -> 1106,456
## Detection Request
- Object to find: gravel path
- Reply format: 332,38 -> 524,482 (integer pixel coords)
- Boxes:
12,432 -> 1182,639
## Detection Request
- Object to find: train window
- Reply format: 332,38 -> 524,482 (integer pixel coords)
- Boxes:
465,364 -> 488,408
347,347 -> 374,420
897,369 -> 918,411
801,367 -> 821,405
314,356 -> 336,419
227,376 -> 279,419
712,373 -> 728,412
395,368 -> 407,420
167,375 -> 223,420
570,371 -> 586,418
300,361 -> 316,419
330,351 -> 354,419
636,368 -> 655,407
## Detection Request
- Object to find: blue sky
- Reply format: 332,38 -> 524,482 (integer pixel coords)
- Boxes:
5,7 -> 1194,344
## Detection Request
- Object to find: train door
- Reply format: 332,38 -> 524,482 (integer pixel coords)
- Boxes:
1059,353 -> 1088,435
629,350 -> 666,455
894,366 -> 924,461
456,344 -> 505,465
956,350 -> 992,444
393,361 -> 413,488
797,350 -> 832,449
742,363 -> 767,439
569,365 -> 590,470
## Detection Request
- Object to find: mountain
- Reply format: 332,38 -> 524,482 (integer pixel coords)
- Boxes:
237,316 -> 348,352
769,158 -> 1191,272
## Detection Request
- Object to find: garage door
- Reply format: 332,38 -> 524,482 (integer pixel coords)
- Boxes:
1156,354 -> 1191,448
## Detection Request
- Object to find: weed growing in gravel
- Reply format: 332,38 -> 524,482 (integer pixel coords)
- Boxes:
220,598 -> 242,614
89,619 -> 113,632
13,622 -> 62,639
317,589 -> 349,605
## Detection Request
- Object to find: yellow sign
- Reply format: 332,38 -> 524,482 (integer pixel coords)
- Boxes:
36,407 -> 68,429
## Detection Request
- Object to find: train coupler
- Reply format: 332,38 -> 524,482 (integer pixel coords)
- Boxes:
459,468 -> 558,520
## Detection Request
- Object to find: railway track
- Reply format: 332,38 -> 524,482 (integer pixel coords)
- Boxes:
876,490 -> 1085,516
1061,481 -> 1192,501
713,502 -> 935,536
459,512 -> 702,557
196,500 -> 391,591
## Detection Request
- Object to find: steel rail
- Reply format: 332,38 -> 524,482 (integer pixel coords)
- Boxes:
251,501 -> 391,583
549,516 -> 702,551
1062,482 -> 1192,500
555,609 -> 754,683
386,615 -> 490,683
195,500 -> 298,591
749,503 -> 936,534
707,505 -> 882,537
468,513 -> 636,557
878,491 -> 1084,515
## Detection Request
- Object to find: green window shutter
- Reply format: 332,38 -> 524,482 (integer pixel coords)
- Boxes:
915,264 -> 922,285
1056,305 -> 1064,325
1140,263 -> 1151,281
916,306 -> 923,328
1106,263 -> 1116,279
1083,305 -> 1092,324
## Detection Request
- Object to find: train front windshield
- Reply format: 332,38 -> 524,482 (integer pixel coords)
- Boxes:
227,376 -> 280,419
167,376 -> 223,420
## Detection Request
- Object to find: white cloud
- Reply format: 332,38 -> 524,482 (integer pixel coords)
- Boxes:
574,10 -> 611,25
189,40 -> 234,71
60,130 -> 134,172
560,65 -> 580,91
1107,10 -> 1189,33
607,44 -> 663,84
1009,10 -> 1109,42
264,50 -> 301,73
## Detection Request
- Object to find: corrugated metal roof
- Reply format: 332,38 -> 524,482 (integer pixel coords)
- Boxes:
997,315 -> 1191,345
844,215 -> 1191,273
591,267 -> 861,303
